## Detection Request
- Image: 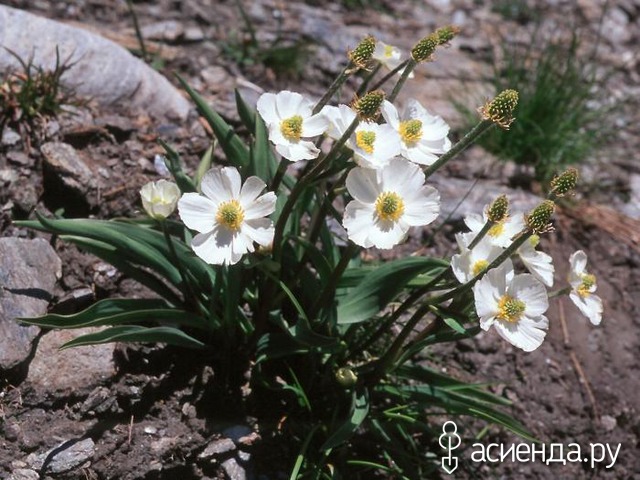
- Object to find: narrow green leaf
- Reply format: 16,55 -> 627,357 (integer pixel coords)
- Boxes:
337,257 -> 448,325
321,387 -> 369,451
234,88 -> 256,131
60,325 -> 205,350
194,144 -> 214,189
250,113 -> 278,182
158,140 -> 197,193
177,75 -> 250,169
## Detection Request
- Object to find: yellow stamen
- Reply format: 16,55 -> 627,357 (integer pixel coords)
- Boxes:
375,191 -> 405,222
488,221 -> 505,238
280,115 -> 303,141
472,259 -> 489,276
578,273 -> 596,298
496,295 -> 526,323
356,130 -> 376,154
216,200 -> 245,231
383,45 -> 394,58
399,119 -> 423,144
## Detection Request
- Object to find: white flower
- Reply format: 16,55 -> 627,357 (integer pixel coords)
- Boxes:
343,158 -> 439,249
321,104 -> 356,141
568,250 -> 603,325
256,90 -> 329,162
465,208 -> 525,248
140,179 -> 180,220
381,99 -> 451,166
349,121 -> 402,169
517,235 -> 555,287
473,265 -> 549,352
372,40 -> 414,78
178,167 -> 276,265
451,233 -> 508,283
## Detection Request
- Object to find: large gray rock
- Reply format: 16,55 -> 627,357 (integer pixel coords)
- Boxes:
25,438 -> 95,474
0,5 -> 190,120
0,238 -> 61,372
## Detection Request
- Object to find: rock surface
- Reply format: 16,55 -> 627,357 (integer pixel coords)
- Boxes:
0,238 -> 61,372
0,5 -> 190,120
25,438 -> 95,474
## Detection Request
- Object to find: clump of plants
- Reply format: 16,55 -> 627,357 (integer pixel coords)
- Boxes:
459,27 -> 614,185
18,28 -> 603,478
0,48 -> 76,145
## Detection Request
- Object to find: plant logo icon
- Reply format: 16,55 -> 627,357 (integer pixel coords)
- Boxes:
439,421 -> 461,474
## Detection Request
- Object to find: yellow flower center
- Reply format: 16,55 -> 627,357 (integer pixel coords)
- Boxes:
488,221 -> 505,238
356,130 -> 376,154
280,115 -> 303,141
399,119 -> 423,144
375,191 -> 405,222
383,45 -> 394,58
578,273 -> 596,298
216,200 -> 245,231
528,234 -> 540,248
472,259 -> 489,276
496,295 -> 526,323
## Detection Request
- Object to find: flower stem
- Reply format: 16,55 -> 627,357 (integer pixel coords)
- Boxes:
369,60 -> 409,92
313,63 -> 354,114
356,63 -> 382,97
549,286 -> 572,298
388,58 -> 417,103
270,157 -> 289,192
423,119 -> 494,180
467,220 -> 495,250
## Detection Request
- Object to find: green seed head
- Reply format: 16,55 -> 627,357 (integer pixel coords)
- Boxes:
349,35 -> 376,69
487,194 -> 509,223
526,200 -> 555,234
436,25 -> 461,45
411,33 -> 439,62
550,168 -> 579,197
335,367 -> 358,388
479,89 -> 519,129
352,90 -> 385,121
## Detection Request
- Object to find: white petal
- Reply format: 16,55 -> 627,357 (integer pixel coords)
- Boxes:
452,252 -> 472,283
402,186 -> 440,226
494,315 -> 548,352
473,276 -> 500,319
302,113 -> 329,137
243,218 -> 275,247
380,100 -> 400,129
570,250 -> 588,276
276,91 -> 308,119
178,193 -> 216,233
404,146 -> 438,166
464,213 -> 485,234
570,292 -> 603,326
343,201 -> 376,248
509,274 -> 549,317
201,167 -> 241,202
368,218 -> 408,249
346,167 -> 380,204
380,158 -> 424,194
191,228 -> 239,265
256,92 -> 279,125
276,140 -> 320,162
243,191 -> 277,220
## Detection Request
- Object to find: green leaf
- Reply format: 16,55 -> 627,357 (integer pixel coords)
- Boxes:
249,113 -> 278,182
21,298 -> 208,331
158,140 -> 197,193
194,144 -> 214,189
337,257 -> 448,325
321,387 -> 369,451
235,88 -> 256,131
177,75 -> 250,169
59,325 -> 206,350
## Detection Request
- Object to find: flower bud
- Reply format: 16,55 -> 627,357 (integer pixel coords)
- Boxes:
352,90 -> 385,121
140,179 -> 180,220
435,25 -> 461,46
348,35 -> 376,69
478,89 -> 519,129
486,194 -> 509,223
526,200 -> 555,234
411,33 -> 439,62
335,367 -> 358,388
550,168 -> 578,197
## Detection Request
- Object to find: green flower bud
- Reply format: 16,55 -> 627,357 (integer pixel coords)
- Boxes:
411,33 -> 439,62
435,25 -> 461,45
335,367 -> 358,388
352,90 -> 385,121
478,89 -> 519,129
526,200 -> 555,234
487,194 -> 509,223
348,35 -> 376,69
550,168 -> 579,197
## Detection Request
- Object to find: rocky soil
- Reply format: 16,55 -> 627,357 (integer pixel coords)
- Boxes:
1,0 -> 639,479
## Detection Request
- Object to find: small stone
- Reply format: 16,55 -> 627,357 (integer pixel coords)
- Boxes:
80,386 -> 117,416
6,151 -> 30,166
144,426 -> 158,435
140,20 -> 184,42
601,415 -> 617,432
8,469 -> 39,480
2,128 -> 21,146
237,450 -> 251,462
221,457 -> 246,480
222,425 -> 253,443
198,438 -> 236,459
26,438 -> 95,474
184,26 -> 205,42
237,432 -> 261,447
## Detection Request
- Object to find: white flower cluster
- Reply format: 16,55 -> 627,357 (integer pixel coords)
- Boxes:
455,202 -> 603,352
